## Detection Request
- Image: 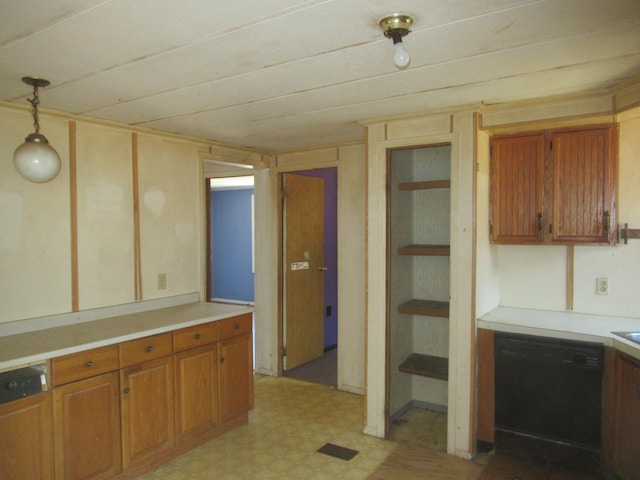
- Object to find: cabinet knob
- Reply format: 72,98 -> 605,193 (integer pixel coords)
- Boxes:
7,380 -> 18,390
146,345 -> 153,353
537,212 -> 543,232
124,387 -> 130,394
86,361 -> 94,367
233,324 -> 240,330
195,333 -> 201,340
220,357 -> 225,364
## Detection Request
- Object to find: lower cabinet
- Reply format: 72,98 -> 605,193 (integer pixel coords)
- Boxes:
603,350 -> 640,479
53,372 -> 121,480
174,344 -> 219,442
120,355 -> 175,469
0,392 -> 54,480
218,333 -> 254,423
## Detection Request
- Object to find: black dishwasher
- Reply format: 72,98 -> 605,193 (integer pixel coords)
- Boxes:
494,331 -> 604,469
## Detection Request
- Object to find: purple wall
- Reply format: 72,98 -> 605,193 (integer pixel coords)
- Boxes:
296,168 -> 337,349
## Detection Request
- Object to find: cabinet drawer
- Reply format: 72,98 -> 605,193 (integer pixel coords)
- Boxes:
51,345 -> 119,386
119,333 -> 172,368
173,322 -> 218,352
218,314 -> 252,340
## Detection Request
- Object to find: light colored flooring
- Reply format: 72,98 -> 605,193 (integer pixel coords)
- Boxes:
137,375 -> 588,480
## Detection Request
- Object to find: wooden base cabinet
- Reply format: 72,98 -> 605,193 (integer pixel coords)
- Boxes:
120,356 -> 175,470
0,392 -> 54,480
218,333 -> 254,424
53,372 -> 121,480
174,344 -> 219,442
603,350 -> 640,479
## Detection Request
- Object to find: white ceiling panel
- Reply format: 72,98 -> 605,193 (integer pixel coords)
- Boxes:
1,0 -> 639,152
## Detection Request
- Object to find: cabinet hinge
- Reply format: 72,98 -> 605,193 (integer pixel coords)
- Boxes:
549,140 -> 553,151
280,188 -> 286,199
489,146 -> 493,158
489,223 -> 493,235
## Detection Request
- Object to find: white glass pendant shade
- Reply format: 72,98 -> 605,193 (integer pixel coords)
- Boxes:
13,133 -> 61,183
393,41 -> 410,69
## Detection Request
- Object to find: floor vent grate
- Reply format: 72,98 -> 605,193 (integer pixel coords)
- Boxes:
317,443 -> 359,461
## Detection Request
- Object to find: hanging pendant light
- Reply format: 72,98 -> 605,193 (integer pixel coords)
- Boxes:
379,13 -> 414,69
13,77 -> 61,183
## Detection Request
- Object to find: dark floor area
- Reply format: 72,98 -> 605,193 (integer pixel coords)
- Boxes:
283,348 -> 337,386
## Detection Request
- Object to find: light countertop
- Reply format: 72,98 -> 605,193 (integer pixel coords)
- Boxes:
479,306 -> 640,361
0,302 -> 253,372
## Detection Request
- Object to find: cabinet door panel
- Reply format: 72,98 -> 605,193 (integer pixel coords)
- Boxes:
218,334 -> 254,423
174,344 -> 218,442
53,372 -> 121,480
121,356 -> 174,469
0,392 -> 54,480
551,127 -> 615,243
490,135 -> 545,243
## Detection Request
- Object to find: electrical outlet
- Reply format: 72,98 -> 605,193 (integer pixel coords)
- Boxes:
596,277 -> 608,295
158,273 -> 167,290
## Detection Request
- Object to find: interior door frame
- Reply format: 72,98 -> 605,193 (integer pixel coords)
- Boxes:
276,167 -> 338,377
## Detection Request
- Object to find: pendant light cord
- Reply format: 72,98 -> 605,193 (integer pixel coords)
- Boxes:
27,85 -> 41,134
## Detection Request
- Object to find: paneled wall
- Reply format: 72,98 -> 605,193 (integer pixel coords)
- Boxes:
0,104 -> 236,324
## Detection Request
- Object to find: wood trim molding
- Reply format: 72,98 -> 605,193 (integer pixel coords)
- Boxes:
131,133 -> 142,301
69,121 -> 79,311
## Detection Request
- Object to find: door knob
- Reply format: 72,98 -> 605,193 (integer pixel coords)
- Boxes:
318,265 -> 328,271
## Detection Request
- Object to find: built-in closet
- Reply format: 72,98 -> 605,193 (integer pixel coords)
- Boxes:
387,144 -> 451,423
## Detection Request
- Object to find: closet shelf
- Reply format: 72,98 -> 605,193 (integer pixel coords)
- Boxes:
398,299 -> 449,318
398,244 -> 450,256
398,179 -> 451,191
399,353 -> 448,380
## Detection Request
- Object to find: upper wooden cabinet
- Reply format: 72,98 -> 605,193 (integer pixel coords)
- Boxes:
490,125 -> 617,245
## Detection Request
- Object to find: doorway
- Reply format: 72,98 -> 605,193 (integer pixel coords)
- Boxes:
209,175 -> 255,304
281,168 -> 338,386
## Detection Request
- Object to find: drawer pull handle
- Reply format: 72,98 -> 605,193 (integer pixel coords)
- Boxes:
234,324 -> 240,330
86,361 -> 94,367
220,357 -> 225,364
146,345 -> 153,353
195,333 -> 201,340
124,387 -> 130,394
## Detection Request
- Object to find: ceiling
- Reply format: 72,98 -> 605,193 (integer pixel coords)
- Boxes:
1,0 -> 639,152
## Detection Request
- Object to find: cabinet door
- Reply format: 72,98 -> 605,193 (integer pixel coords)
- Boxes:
490,135 -> 545,243
120,356 -> 174,469
0,392 -> 54,480
218,334 -> 254,424
610,352 -> 640,479
550,127 -> 615,244
53,372 -> 121,480
174,344 -> 218,442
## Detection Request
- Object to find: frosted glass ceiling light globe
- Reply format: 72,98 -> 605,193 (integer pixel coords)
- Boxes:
379,13 -> 414,70
393,41 -> 411,69
13,133 -> 61,183
12,77 -> 61,183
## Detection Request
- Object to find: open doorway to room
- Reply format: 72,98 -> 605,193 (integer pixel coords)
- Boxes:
281,167 -> 338,386
208,175 -> 255,305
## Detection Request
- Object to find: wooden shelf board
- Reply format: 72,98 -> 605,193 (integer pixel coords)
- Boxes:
398,244 -> 450,256
399,353 -> 448,380
397,299 -> 449,318
398,180 -> 451,191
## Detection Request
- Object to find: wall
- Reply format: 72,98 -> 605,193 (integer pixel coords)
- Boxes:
0,103 -> 255,324
210,188 -> 255,303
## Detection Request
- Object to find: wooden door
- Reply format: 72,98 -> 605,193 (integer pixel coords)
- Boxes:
550,127 -> 615,244
283,173 -> 325,370
120,356 -> 175,469
218,334 -> 254,423
174,344 -> 218,442
490,134 -> 545,243
0,392 -> 54,480
53,372 -> 121,480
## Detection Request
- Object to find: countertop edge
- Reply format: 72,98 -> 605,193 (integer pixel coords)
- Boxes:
0,302 -> 254,372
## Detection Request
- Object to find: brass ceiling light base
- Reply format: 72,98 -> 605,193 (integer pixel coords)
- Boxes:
22,76 -> 51,89
378,13 -> 414,38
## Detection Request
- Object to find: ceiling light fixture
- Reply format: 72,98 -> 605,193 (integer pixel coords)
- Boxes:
13,77 -> 61,183
379,13 -> 414,69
